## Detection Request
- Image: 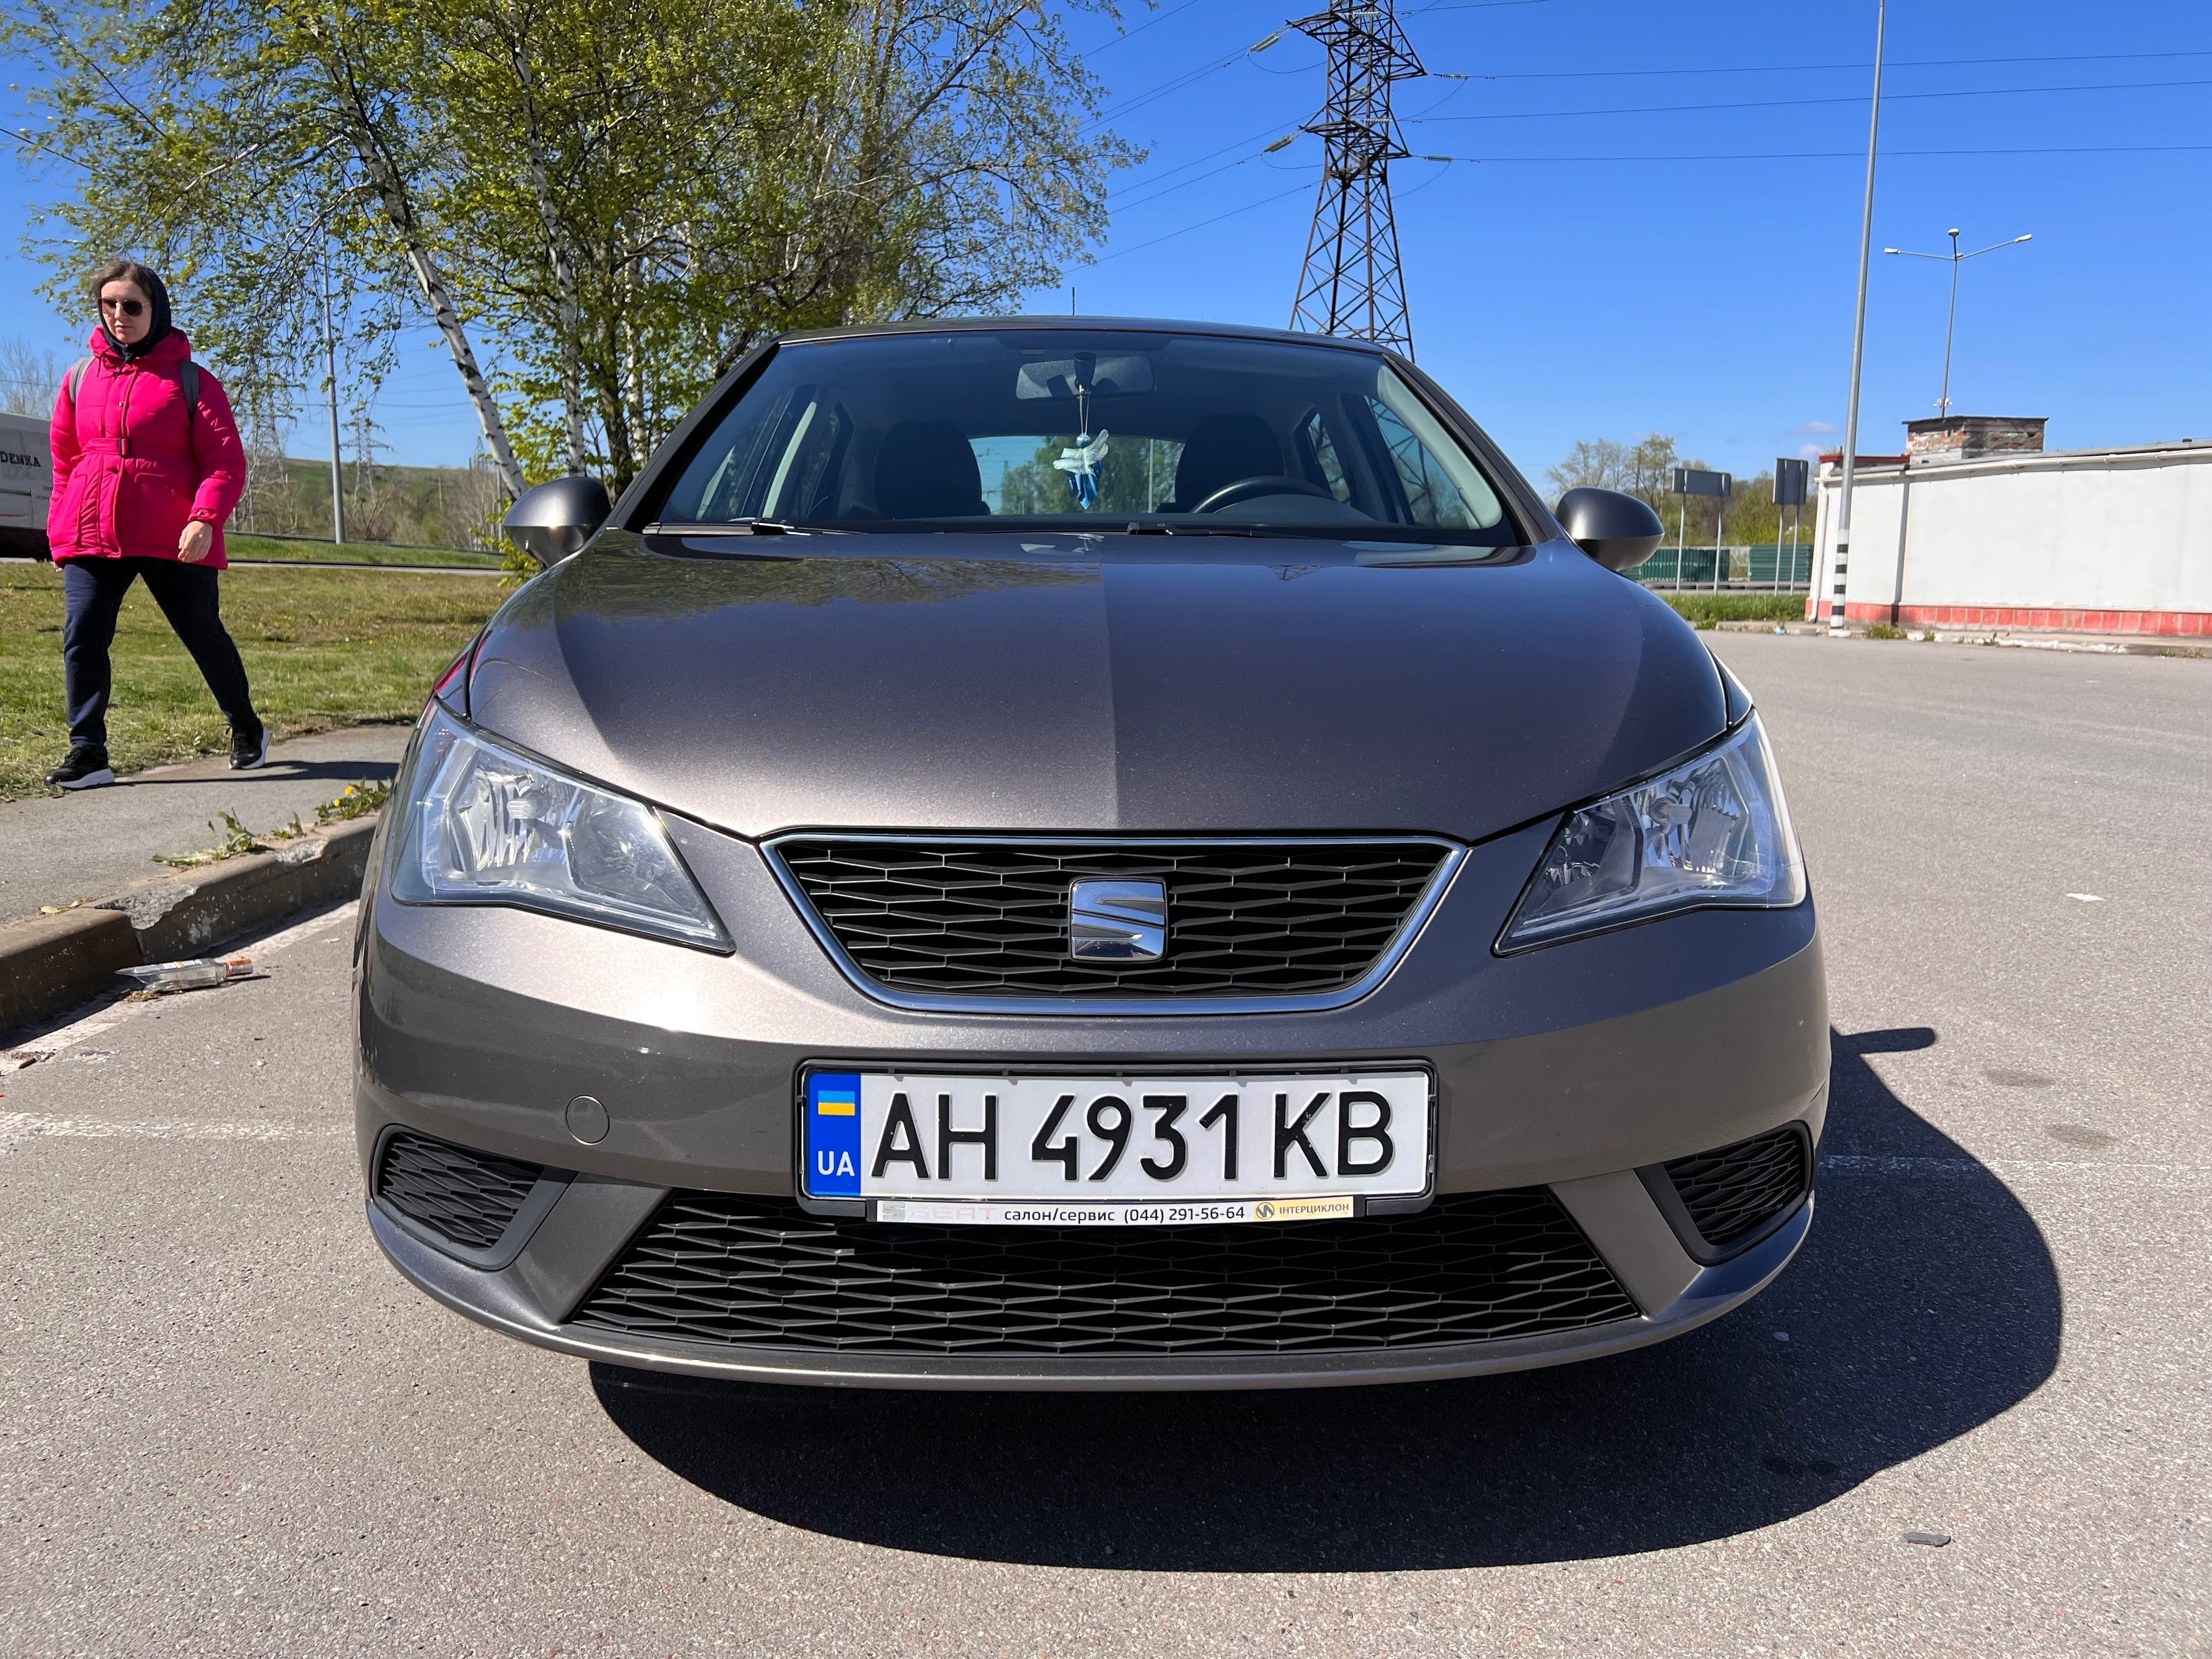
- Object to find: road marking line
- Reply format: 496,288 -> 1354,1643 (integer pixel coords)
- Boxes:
0,1111 -> 349,1146
252,900 -> 361,955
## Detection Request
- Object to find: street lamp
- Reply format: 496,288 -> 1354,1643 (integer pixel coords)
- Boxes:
1883,230 -> 2034,418
1830,0 -> 1887,637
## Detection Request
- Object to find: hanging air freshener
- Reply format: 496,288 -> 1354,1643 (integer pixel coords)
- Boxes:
1053,364 -> 1108,511
1056,430 -> 1109,510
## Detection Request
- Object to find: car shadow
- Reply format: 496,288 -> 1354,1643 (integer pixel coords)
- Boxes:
591,1026 -> 2060,1570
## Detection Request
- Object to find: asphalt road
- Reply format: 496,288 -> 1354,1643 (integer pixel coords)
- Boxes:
2,633 -> 2205,1656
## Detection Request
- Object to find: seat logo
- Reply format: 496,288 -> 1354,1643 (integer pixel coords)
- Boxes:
1068,879 -> 1167,962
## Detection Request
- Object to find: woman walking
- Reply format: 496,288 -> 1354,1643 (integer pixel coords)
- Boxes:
44,259 -> 265,790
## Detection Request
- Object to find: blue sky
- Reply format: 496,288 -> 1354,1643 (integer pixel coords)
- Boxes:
5,0 -> 2206,481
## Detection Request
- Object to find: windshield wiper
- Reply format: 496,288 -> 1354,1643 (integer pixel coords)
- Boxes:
1123,521 -> 1259,537
649,517 -> 830,537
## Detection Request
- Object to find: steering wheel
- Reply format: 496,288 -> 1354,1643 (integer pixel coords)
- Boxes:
1191,475 -> 1335,514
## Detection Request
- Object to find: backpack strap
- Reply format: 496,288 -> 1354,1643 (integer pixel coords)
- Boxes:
182,359 -> 200,473
64,357 -> 198,408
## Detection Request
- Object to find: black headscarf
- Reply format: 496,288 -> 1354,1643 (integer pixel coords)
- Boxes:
99,264 -> 174,360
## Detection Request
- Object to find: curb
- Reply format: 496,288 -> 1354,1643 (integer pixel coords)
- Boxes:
1707,620 -> 2209,656
0,816 -> 381,1032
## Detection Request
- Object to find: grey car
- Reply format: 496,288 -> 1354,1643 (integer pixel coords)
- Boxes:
355,318 -> 1826,1390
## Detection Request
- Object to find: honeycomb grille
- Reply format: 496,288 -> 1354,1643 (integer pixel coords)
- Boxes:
375,1129 -> 543,1251
1663,1126 -> 1812,1249
571,1189 -> 1637,1357
771,837 -> 1452,998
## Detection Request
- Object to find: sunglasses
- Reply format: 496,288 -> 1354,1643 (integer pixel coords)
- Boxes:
100,297 -> 146,317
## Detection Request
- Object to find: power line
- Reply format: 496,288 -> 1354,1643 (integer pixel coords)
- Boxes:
1084,29 -> 1290,133
1111,148 -> 1278,216
1102,137 -> 2205,262
1106,119 -> 1305,201
1085,0 -> 1207,57
1094,182 -> 1313,263
1426,48 -> 2212,82
1410,75 -> 2212,123
1409,143 -> 2212,162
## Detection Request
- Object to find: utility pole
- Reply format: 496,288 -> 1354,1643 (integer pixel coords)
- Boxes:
320,264 -> 346,547
1884,229 -> 2034,417
1288,1 -> 1424,357
1830,0 -> 1886,635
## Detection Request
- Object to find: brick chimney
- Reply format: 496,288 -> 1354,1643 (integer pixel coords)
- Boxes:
1904,415 -> 2047,464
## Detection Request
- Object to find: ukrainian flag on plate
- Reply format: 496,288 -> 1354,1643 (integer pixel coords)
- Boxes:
805,1072 -> 862,1196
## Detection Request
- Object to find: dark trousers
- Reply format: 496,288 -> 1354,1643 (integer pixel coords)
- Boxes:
61,557 -> 258,751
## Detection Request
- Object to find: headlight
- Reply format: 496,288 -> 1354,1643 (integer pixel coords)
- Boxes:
392,703 -> 729,950
1499,715 -> 1805,951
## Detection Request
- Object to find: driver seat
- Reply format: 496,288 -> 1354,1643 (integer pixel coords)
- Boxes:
1160,415 -> 1284,512
875,421 -> 991,518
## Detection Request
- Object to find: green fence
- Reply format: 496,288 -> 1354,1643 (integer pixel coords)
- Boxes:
1631,545 -> 1816,589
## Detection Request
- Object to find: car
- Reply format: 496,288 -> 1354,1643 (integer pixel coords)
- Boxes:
355,317 -> 1826,1390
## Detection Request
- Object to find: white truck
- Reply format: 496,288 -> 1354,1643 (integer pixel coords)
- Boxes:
0,408 -> 53,558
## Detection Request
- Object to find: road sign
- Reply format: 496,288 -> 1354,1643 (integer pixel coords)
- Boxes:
1774,458 -> 1810,507
1672,467 -> 1731,498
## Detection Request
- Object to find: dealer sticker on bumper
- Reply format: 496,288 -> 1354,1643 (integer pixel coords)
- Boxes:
802,1069 -> 1430,1223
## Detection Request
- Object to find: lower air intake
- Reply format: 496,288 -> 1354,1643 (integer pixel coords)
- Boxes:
1662,1125 -> 1812,1252
571,1189 -> 1638,1357
375,1129 -> 543,1252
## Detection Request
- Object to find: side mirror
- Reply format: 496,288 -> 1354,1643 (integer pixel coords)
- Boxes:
1555,487 -> 1664,573
503,475 -> 612,566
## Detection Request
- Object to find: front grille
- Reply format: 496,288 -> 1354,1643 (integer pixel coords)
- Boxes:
771,837 -> 1453,999
571,1189 -> 1637,1357
1663,1126 -> 1812,1249
375,1130 -> 543,1251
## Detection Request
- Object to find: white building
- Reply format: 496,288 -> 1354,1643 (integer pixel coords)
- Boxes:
1809,417 -> 2212,638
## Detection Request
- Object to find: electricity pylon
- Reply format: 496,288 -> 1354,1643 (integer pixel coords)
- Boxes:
1287,1 -> 1425,358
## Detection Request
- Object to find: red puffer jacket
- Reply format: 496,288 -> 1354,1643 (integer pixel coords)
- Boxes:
49,328 -> 247,568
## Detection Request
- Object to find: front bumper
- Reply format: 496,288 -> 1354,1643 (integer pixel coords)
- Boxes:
354,809 -> 1829,1388
368,1185 -> 1813,1390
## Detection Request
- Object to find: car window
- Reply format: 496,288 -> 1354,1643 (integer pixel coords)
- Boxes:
1296,409 -> 1354,504
1363,369 -> 1505,532
977,435 -> 1186,516
654,330 -> 1521,544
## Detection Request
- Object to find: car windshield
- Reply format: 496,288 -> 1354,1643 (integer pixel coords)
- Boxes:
653,329 -> 1519,545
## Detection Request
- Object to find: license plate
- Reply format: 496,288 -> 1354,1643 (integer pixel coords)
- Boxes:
800,1069 -> 1431,1223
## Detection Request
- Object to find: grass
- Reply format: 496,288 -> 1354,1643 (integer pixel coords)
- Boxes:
225,531 -> 503,569
1659,592 -> 1810,625
151,781 -> 392,867
1,563 -> 502,799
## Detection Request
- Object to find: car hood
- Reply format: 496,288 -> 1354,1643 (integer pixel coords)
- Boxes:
465,532 -> 1727,844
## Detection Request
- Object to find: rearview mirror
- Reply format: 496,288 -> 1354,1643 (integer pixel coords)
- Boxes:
1554,487 -> 1664,573
1015,353 -> 1154,400
504,475 -> 612,566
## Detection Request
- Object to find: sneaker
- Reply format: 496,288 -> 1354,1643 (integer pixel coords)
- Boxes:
229,723 -> 270,770
46,746 -> 115,790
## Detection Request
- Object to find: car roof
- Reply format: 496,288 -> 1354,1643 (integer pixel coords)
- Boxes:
775,315 -> 1400,360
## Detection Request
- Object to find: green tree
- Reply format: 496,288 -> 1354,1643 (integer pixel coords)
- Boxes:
5,0 -> 1136,502
1550,433 -> 1809,546
1547,433 -> 1678,509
